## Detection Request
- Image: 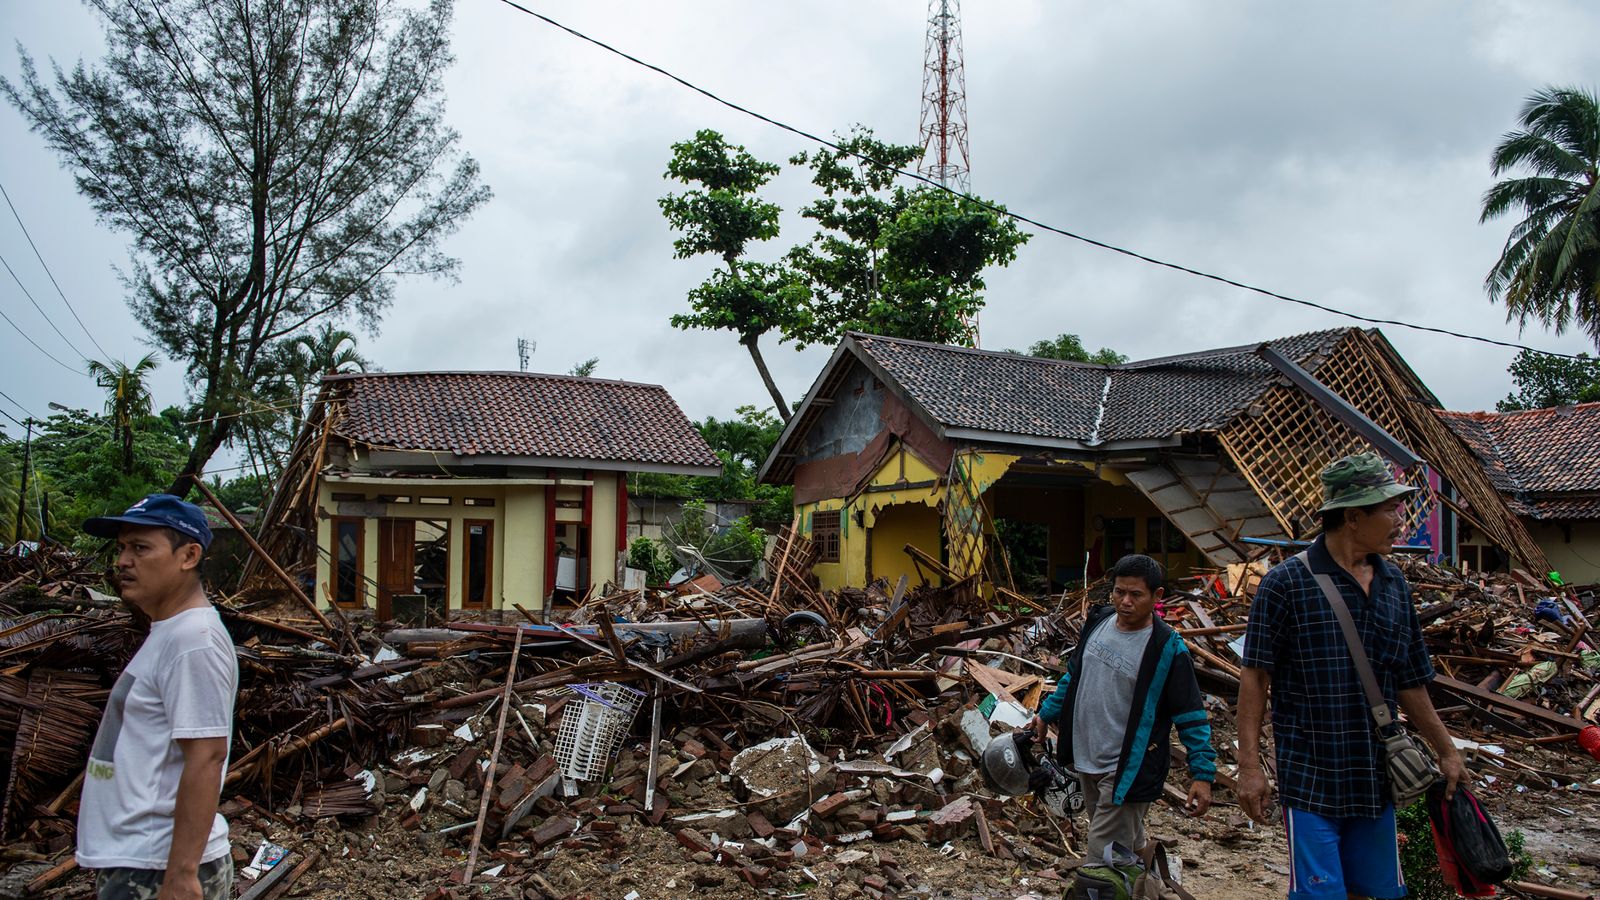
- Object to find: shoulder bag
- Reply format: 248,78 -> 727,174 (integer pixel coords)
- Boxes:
1294,553 -> 1439,807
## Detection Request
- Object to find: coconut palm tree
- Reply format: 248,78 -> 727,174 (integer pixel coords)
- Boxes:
87,353 -> 159,475
1481,86 -> 1600,347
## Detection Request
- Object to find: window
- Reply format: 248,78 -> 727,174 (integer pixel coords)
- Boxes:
813,510 -> 842,563
463,519 -> 493,608
464,497 -> 496,507
418,496 -> 451,506
332,517 -> 364,608
331,492 -> 365,502
377,494 -> 412,504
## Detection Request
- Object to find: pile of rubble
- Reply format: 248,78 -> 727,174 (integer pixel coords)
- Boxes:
1,533 -> 1598,898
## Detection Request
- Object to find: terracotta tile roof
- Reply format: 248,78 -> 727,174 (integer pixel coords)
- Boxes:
324,371 -> 720,470
1438,402 -> 1600,520
848,329 -> 1348,443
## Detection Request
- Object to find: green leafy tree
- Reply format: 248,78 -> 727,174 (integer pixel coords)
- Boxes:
3,0 -> 489,498
1010,333 -> 1127,365
1481,86 -> 1600,348
0,453 -> 60,544
569,358 -> 599,378
87,353 -> 159,475
661,130 -> 809,421
2,408 -> 190,547
208,473 -> 275,516
1496,348 -> 1600,410
238,323 -> 372,482
626,405 -> 793,527
787,126 -> 1030,347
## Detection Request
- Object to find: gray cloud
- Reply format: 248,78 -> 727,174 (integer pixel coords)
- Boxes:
2,0 -> 1596,456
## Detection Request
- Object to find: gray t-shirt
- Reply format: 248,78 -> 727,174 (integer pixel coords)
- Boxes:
1071,619 -> 1152,775
77,604 -> 238,870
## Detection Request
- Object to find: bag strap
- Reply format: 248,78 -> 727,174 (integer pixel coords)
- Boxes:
1136,842 -> 1198,900
1293,552 -> 1394,729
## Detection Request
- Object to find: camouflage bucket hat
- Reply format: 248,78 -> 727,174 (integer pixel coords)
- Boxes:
1319,452 -> 1417,512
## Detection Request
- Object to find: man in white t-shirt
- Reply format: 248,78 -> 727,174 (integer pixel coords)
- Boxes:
79,494 -> 238,900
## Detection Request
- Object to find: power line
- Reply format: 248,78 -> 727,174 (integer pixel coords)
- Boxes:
0,302 -> 86,376
0,389 -> 39,421
491,0 -> 1591,362
0,178 -> 112,360
1,252 -> 90,362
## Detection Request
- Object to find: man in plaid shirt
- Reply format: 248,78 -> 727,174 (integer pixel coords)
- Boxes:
1237,453 -> 1464,900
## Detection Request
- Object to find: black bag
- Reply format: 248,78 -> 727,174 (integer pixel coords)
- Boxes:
1426,781 -> 1512,885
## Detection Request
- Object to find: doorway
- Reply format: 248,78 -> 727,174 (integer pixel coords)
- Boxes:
377,518 -> 449,620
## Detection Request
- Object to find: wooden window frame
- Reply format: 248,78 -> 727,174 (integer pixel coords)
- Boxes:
462,518 -> 494,609
331,516 -> 365,609
813,510 -> 842,564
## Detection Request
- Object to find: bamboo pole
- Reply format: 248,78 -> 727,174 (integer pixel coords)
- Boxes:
463,624 -> 524,885
189,476 -> 352,651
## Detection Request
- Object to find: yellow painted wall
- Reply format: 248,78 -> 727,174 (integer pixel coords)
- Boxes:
503,485 -> 548,610
315,474 -> 629,611
1527,519 -> 1600,585
867,502 -> 942,586
797,447 -> 1024,590
590,474 -> 621,592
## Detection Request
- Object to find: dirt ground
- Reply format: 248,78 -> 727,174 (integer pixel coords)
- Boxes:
7,780 -> 1597,898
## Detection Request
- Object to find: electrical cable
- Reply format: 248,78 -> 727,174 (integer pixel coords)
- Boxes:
1,252 -> 90,362
0,389 -> 39,422
490,0 -> 1591,362
0,302 -> 86,376
0,178 -> 112,359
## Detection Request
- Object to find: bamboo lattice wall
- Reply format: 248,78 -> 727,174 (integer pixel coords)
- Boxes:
1218,335 -> 1435,540
1218,330 -> 1549,574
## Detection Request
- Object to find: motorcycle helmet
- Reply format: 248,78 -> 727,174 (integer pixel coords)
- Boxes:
980,731 -> 1033,796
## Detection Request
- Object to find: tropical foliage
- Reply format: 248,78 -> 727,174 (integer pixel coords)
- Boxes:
1481,86 -> 1600,347
3,0 -> 489,497
0,408 -> 190,548
1497,348 -> 1600,410
661,130 -> 808,419
786,126 -> 1030,347
87,353 -> 159,475
1010,333 -> 1127,365
628,405 -> 792,527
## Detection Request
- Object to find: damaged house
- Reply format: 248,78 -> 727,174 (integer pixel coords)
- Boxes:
759,328 -> 1547,592
1440,401 -> 1600,585
253,371 -> 720,617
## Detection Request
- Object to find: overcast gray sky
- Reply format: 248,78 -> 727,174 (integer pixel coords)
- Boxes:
3,1 -> 1598,471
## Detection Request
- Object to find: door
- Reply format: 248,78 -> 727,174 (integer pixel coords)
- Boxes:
377,518 -> 415,621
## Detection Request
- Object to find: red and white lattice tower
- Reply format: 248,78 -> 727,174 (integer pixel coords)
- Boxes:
918,0 -> 978,345
919,0 -> 970,193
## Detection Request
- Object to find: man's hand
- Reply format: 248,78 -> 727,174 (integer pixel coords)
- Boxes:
1237,763 -> 1273,824
1184,780 -> 1212,817
1438,751 -> 1466,801
1027,715 -> 1047,741
157,869 -> 203,900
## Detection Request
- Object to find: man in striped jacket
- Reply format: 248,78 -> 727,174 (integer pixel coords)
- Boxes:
1033,554 -> 1216,862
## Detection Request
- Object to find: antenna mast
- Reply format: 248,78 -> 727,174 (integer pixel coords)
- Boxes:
919,0 -> 970,194
918,0 -> 978,345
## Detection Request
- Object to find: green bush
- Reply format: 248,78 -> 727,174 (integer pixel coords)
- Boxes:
627,536 -> 678,586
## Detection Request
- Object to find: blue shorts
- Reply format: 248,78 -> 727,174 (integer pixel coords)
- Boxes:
1283,805 -> 1405,899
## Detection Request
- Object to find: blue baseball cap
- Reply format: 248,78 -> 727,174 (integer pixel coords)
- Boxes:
83,493 -> 214,549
